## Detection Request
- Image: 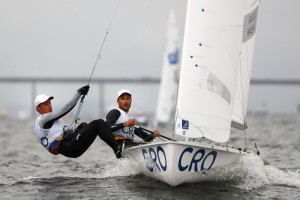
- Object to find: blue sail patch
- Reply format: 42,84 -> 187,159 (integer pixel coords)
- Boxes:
182,119 -> 189,130
168,48 -> 179,65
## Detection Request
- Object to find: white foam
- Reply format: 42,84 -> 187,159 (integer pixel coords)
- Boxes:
92,154 -> 300,189
265,165 -> 300,187
209,154 -> 300,190
96,158 -> 142,178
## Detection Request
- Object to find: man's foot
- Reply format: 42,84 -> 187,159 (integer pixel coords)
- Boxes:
114,145 -> 123,159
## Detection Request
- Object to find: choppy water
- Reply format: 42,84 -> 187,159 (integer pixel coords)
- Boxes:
1,115 -> 300,199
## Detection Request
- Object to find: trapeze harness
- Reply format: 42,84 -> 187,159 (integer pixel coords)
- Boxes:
112,108 -> 135,141
34,116 -> 66,155
106,108 -> 154,143
34,92 -> 80,155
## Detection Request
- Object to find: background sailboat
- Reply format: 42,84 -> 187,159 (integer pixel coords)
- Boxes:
123,0 -> 260,186
154,10 -> 180,127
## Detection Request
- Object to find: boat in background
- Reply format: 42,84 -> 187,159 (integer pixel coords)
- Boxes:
154,10 -> 180,127
123,0 -> 260,186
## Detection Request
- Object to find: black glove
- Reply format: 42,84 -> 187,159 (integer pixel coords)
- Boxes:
77,85 -> 90,95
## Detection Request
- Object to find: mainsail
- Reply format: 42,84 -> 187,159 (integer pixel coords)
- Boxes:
175,0 -> 258,143
155,10 -> 180,125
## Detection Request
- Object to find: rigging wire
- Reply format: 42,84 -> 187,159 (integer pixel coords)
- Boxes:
70,0 -> 121,129
87,0 -> 121,86
239,46 -> 249,150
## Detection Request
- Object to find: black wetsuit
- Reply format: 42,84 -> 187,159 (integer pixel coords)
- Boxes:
106,109 -> 154,148
59,119 -> 118,158
35,91 -> 119,158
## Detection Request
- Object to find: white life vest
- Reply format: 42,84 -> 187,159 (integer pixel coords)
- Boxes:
34,115 -> 67,154
113,108 -> 135,140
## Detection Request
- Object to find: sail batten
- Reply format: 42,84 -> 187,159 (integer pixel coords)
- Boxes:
231,120 -> 247,130
175,0 -> 259,143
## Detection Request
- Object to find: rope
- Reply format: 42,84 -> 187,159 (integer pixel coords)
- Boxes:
134,127 -> 154,142
87,0 -> 121,85
70,0 -> 121,130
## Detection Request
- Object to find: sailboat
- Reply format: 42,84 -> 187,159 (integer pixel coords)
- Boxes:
154,10 -> 180,127
123,0 -> 260,186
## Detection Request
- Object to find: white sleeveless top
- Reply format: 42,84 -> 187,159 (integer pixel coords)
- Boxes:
113,108 -> 135,140
34,115 -> 67,152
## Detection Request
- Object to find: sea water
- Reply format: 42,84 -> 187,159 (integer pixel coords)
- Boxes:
0,115 -> 299,199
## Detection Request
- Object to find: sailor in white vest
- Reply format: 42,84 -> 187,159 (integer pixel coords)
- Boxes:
106,89 -> 160,147
34,85 -> 122,158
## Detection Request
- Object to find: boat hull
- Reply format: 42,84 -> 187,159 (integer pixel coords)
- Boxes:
122,141 -> 247,186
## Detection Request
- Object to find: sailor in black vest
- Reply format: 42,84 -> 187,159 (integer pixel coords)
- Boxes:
33,85 -> 122,158
105,89 -> 160,148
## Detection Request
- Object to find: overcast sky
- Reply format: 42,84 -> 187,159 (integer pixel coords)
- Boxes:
0,0 -> 300,118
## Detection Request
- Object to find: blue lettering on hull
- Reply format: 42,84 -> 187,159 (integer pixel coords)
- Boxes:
141,146 -> 218,173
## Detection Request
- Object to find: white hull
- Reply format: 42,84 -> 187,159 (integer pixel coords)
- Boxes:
122,141 -> 247,186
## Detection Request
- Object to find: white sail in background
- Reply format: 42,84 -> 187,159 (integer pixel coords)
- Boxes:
155,10 -> 180,125
175,0 -> 246,143
232,1 -> 259,129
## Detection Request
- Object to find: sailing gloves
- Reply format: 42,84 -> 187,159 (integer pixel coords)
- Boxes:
77,85 -> 90,95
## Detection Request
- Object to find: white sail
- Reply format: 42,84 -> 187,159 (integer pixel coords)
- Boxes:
123,0 -> 261,186
232,1 -> 259,129
155,10 -> 180,125
175,0 -> 246,143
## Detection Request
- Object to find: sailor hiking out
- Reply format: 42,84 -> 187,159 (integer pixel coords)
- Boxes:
33,86 -> 122,158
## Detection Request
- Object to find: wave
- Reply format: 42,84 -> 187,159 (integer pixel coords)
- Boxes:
208,154 -> 300,190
